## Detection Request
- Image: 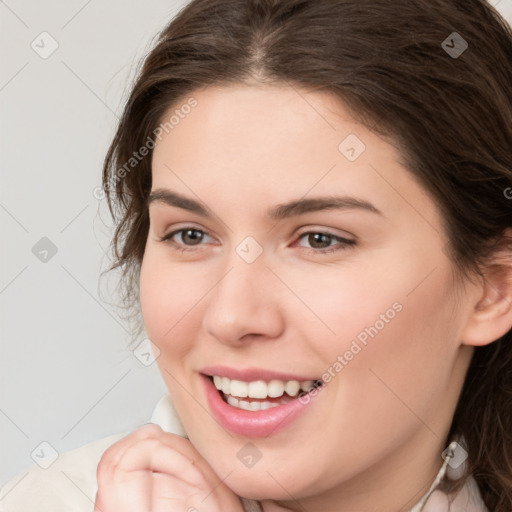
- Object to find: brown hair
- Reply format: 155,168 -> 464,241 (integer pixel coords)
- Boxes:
101,0 -> 512,509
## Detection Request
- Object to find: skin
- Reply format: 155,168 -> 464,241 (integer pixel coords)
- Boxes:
96,83 -> 512,512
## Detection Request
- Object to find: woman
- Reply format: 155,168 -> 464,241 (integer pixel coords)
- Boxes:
2,0 -> 511,511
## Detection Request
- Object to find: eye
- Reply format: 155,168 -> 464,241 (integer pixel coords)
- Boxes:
295,231 -> 356,253
158,226 -> 356,254
159,227 -> 215,252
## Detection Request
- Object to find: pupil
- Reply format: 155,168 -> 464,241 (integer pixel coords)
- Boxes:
184,229 -> 202,245
309,233 -> 330,248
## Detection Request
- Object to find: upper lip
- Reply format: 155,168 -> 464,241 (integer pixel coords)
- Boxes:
200,365 -> 320,382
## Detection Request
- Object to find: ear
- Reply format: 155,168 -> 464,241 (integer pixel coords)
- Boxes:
461,229 -> 512,347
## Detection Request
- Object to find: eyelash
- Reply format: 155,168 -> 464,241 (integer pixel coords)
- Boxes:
158,227 -> 356,254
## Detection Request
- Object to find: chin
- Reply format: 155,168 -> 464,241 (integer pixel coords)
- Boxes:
228,481 -> 295,502
221,465 -> 312,501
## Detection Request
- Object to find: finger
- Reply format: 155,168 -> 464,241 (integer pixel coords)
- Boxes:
97,423 -> 169,478
120,430 -> 236,502
101,423 -> 165,465
154,431 -> 224,486
115,437 -> 205,488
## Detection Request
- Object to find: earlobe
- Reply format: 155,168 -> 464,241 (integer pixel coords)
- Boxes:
461,260 -> 512,348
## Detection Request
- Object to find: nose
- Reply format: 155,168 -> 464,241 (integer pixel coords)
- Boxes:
202,257 -> 285,346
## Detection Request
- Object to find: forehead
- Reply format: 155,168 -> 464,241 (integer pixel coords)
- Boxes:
152,84 -> 361,165
152,84 -> 385,180
149,84 -> 440,232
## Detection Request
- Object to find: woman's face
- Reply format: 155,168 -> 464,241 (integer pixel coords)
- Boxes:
140,84 -> 475,507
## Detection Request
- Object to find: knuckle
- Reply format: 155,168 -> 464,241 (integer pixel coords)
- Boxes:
97,445 -> 120,474
133,422 -> 164,438
95,427 -> 159,478
96,453 -> 113,482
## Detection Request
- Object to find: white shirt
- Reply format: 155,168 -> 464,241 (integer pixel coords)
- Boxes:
0,394 -> 489,512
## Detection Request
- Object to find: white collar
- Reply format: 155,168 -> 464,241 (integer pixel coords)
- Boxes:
149,393 -> 187,436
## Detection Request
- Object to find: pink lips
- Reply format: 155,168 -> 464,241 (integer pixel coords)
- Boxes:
200,367 -> 322,437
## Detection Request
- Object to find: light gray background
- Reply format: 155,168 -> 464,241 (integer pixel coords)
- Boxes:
0,0 -> 191,488
1,0 -> 511,489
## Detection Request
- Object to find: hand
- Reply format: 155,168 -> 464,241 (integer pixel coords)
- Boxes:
94,423 -> 245,512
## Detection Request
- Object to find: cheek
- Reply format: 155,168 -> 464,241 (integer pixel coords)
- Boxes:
324,262 -> 459,434
305,246 -> 458,420
312,241 -> 455,366
271,268 -> 459,492
139,250 -> 198,346
285,258 -> 409,364
139,255 -> 168,337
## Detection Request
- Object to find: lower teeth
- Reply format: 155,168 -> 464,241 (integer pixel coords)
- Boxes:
225,395 -> 283,411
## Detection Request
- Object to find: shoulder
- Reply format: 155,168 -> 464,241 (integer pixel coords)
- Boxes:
0,394 -> 186,511
0,431 -> 130,512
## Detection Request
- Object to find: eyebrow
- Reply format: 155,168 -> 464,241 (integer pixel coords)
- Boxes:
147,188 -> 383,220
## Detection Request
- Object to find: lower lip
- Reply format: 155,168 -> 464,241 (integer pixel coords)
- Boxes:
201,374 -> 318,437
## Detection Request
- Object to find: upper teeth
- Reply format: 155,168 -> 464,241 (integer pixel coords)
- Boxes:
212,376 -> 317,399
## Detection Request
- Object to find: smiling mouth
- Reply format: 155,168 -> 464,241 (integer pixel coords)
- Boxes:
208,375 -> 324,411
